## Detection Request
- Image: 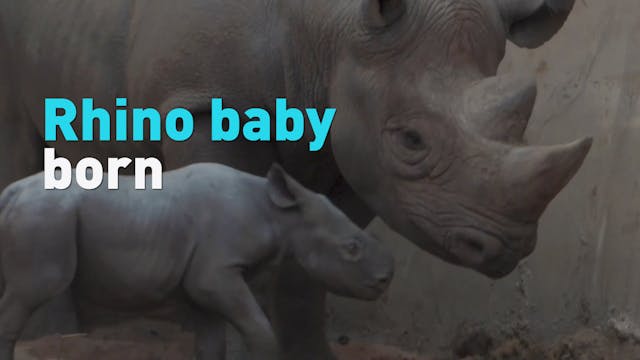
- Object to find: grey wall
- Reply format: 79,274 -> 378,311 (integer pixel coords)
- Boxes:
327,0 -> 640,353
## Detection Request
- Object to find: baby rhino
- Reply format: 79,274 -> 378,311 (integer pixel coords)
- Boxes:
0,163 -> 394,360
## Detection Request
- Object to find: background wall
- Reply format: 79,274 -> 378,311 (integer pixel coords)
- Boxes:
328,0 -> 640,353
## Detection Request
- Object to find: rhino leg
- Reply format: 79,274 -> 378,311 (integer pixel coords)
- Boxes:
0,197 -> 79,347
272,186 -> 374,360
0,339 -> 13,360
0,291 -> 76,360
272,262 -> 334,360
0,256 -> 75,359
193,311 -> 226,360
0,292 -> 34,360
184,265 -> 279,360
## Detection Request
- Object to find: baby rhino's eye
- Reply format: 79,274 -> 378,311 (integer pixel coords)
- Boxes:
346,243 -> 359,255
341,240 -> 363,261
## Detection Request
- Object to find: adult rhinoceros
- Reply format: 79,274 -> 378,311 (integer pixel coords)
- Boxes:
0,0 -> 590,359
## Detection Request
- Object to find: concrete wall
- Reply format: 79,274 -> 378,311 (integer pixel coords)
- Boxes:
328,0 -> 640,353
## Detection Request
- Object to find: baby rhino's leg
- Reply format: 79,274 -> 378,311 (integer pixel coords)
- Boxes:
192,310 -> 226,359
184,264 -> 279,360
0,205 -> 77,360
0,291 -> 32,360
0,263 -> 76,360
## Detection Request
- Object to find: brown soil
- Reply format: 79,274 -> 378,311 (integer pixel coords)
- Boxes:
450,325 -> 640,360
15,320 -> 429,360
14,321 -> 640,360
16,336 -> 429,360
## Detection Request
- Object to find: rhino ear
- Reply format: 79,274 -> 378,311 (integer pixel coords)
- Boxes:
266,163 -> 303,209
363,0 -> 405,29
497,0 -> 575,48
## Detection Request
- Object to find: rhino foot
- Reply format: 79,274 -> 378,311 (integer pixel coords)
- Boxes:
0,339 -> 14,360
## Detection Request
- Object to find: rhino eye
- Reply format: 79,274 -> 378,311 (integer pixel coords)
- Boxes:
401,129 -> 425,151
388,127 -> 430,164
342,241 -> 363,260
383,122 -> 436,178
346,243 -> 359,255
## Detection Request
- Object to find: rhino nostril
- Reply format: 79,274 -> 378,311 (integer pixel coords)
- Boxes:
376,270 -> 393,286
446,230 -> 506,267
453,235 -> 503,266
461,237 -> 484,254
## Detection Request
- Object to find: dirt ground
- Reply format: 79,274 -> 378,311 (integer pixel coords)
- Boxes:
15,335 -> 428,360
449,327 -> 640,360
15,320 -> 429,360
14,320 -> 640,360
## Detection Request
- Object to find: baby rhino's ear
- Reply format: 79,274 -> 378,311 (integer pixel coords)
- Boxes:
266,163 -> 304,209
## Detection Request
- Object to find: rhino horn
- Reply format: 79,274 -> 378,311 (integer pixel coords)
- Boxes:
464,74 -> 537,144
501,137 -> 592,220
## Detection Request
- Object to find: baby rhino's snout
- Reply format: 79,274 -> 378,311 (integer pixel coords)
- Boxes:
373,267 -> 393,288
362,233 -> 395,298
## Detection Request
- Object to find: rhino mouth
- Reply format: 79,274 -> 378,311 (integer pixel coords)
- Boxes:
367,277 -> 391,292
404,210 -> 529,278
482,261 -> 519,279
361,283 -> 387,300
444,227 -> 524,278
322,280 -> 386,301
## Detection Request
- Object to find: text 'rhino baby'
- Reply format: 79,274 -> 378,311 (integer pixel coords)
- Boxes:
0,163 -> 394,360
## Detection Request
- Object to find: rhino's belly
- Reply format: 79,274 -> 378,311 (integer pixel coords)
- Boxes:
73,194 -> 197,309
73,244 -> 192,310
73,242 -> 192,310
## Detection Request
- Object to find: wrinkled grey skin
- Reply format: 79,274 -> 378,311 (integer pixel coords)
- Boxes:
0,163 -> 394,360
0,0 -> 590,358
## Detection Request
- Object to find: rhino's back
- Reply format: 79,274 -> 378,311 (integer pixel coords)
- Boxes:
0,0 -> 133,103
0,173 -> 80,266
0,0 -> 147,160
0,0 -> 284,163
